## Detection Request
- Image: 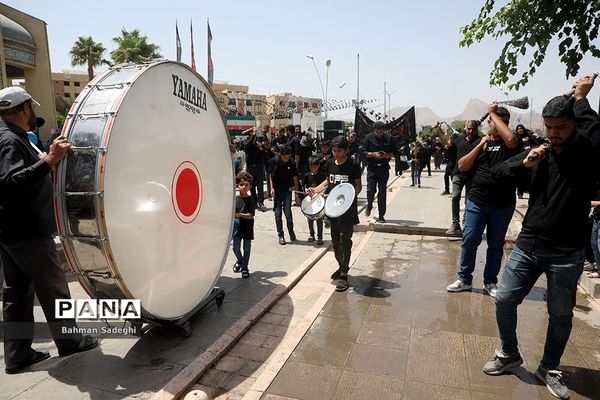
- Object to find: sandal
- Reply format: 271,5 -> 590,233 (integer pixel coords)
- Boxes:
335,278 -> 349,292
588,271 -> 600,278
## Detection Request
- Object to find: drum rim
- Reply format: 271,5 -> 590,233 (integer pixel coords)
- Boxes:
54,60 -> 234,320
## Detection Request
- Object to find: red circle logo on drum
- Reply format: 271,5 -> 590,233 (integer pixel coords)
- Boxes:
172,161 -> 202,223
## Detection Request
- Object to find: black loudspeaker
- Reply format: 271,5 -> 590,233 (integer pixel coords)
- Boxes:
323,130 -> 339,141
323,120 -> 345,131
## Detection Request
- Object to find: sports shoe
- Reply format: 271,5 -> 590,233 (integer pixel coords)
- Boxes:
441,190 -> 450,195
535,366 -> 570,399
289,232 -> 297,242
233,262 -> 242,273
484,283 -> 498,298
278,236 -> 286,245
307,236 -> 315,243
446,224 -> 462,236
365,206 -> 372,217
447,279 -> 472,292
482,349 -> 523,375
375,216 -> 386,223
241,270 -> 250,279
583,261 -> 596,272
316,237 -> 324,245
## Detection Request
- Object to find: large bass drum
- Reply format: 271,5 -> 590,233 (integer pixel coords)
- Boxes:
54,61 -> 234,320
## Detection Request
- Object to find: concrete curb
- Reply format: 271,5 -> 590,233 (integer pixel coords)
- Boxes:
153,174 -> 401,400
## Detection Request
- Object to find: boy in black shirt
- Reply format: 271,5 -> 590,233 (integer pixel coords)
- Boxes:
232,172 -> 256,279
303,156 -> 326,245
308,136 -> 362,292
268,144 -> 300,245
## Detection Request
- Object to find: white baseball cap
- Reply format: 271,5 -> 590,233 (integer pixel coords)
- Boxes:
0,86 -> 41,110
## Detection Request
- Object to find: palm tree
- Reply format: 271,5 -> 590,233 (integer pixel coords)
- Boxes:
110,28 -> 162,64
69,36 -> 107,81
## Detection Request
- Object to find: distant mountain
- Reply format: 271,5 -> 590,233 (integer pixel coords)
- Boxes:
388,98 -> 544,132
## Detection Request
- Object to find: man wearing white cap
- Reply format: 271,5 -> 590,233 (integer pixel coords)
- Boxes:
0,86 -> 98,374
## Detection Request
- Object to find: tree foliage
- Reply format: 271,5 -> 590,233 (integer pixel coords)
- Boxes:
110,29 -> 162,64
69,36 -> 107,81
460,0 -> 600,90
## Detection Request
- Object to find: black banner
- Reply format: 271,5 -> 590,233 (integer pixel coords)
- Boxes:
354,106 -> 416,145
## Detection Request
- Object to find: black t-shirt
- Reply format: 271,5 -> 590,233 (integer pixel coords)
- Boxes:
317,151 -> 332,169
303,171 -> 326,190
244,138 -> 264,166
362,133 -> 397,169
234,195 -> 256,239
268,156 -> 298,193
325,158 -> 361,225
452,135 -> 482,177
288,135 -> 301,155
468,137 -> 521,207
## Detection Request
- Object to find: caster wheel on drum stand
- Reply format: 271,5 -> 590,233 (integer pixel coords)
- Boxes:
181,322 -> 193,337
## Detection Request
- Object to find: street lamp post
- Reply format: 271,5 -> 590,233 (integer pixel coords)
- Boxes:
306,55 -> 332,118
325,59 -> 331,118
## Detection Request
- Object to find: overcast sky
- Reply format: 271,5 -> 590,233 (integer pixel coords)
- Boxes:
6,0 -> 600,119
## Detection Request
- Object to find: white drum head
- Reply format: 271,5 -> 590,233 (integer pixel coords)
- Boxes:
102,62 -> 233,319
325,183 -> 355,218
301,195 -> 325,216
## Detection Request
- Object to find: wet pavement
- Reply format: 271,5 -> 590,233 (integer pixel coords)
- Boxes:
184,170 -> 600,400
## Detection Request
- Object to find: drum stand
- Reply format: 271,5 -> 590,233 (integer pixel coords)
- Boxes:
129,287 -> 225,337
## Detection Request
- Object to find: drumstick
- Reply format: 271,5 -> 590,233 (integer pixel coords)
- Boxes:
29,141 -> 42,155
563,72 -> 599,98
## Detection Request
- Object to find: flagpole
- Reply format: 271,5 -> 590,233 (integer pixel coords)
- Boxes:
356,53 -> 360,108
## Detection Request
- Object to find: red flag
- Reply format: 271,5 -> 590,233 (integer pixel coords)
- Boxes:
190,19 -> 196,71
175,21 -> 182,62
207,19 -> 213,84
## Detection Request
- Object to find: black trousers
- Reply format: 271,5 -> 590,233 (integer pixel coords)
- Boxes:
308,218 -> 323,238
1,237 -> 82,367
246,164 -> 265,204
330,221 -> 354,274
444,164 -> 453,192
367,168 -> 389,218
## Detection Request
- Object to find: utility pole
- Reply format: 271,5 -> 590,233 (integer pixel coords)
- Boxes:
383,82 -> 387,120
356,53 -> 360,107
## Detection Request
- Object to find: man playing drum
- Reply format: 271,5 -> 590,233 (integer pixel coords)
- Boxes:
307,136 -> 362,292
0,87 -> 98,374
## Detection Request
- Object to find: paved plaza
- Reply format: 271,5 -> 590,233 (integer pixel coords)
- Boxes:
1,169 -> 600,400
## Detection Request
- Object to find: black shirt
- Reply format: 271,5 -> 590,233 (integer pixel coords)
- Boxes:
0,121 -> 55,243
451,135 -> 482,177
491,98 -> 600,256
234,195 -> 256,240
244,136 -> 264,166
303,171 -> 326,190
268,156 -> 298,193
325,158 -> 361,225
468,136 -> 521,207
362,132 -> 398,170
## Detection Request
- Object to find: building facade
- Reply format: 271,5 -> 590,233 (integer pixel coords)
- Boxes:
0,3 -> 56,138
52,71 -> 89,99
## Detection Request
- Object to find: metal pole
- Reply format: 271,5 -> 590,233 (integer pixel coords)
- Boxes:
325,60 -> 331,118
356,53 -> 360,107
306,55 -> 325,116
383,82 -> 387,119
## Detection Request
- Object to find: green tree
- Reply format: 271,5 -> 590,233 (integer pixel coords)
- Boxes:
69,36 -> 107,81
460,1 -> 600,90
110,28 -> 162,64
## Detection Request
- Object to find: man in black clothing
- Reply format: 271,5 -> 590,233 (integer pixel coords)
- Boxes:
307,136 -> 362,292
362,121 -> 397,222
438,121 -> 482,235
268,144 -> 300,245
447,104 -> 520,298
515,124 -> 539,199
244,128 -> 266,210
0,87 -> 98,374
482,76 -> 600,400
271,128 -> 287,153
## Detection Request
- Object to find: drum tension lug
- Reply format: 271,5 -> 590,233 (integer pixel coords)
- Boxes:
80,270 -> 120,280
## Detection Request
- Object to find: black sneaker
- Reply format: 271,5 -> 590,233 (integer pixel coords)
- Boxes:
233,262 -> 242,273
289,232 -> 297,242
307,236 -> 315,242
330,269 -> 341,280
241,270 -> 250,279
375,217 -> 386,223
278,236 -> 286,245
535,366 -> 570,399
316,237 -> 324,245
441,190 -> 450,195
482,350 -> 523,375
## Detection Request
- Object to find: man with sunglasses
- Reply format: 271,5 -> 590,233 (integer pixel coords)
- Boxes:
447,103 -> 520,298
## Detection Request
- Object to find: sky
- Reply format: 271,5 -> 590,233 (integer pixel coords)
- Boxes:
6,0 -> 600,120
